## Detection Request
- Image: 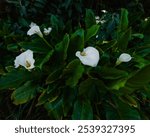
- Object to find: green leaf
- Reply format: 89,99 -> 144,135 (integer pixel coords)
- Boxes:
132,33 -> 144,39
51,15 -> 59,31
134,55 -> 150,69
19,38 -> 50,53
79,78 -> 107,100
46,68 -> 62,84
85,9 -> 96,28
37,50 -> 54,69
18,17 -> 28,27
136,45 -> 150,57
63,59 -> 84,87
119,95 -> 138,108
7,43 -> 19,51
37,85 -> 60,106
126,64 -> 150,88
68,29 -> 84,60
0,70 -> 32,90
62,0 -> 72,9
62,87 -> 76,117
72,99 -> 93,120
105,95 -> 140,120
116,27 -> 131,51
11,81 -> 37,105
92,66 -> 128,80
118,8 -> 128,32
85,25 -> 100,42
110,78 -> 127,91
47,34 -> 69,69
55,34 -> 70,61
44,98 -> 63,119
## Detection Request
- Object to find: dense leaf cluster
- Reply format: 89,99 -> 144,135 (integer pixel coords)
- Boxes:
0,0 -> 150,119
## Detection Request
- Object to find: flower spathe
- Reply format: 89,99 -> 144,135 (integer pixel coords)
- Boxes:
118,53 -> 132,62
101,10 -> 107,13
95,16 -> 100,24
27,22 -> 43,37
116,53 -> 132,65
43,27 -> 52,35
75,47 -> 100,67
14,49 -> 35,70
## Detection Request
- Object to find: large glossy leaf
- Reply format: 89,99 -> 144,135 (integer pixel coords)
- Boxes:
7,43 -> 19,51
0,69 -> 32,90
37,85 -> 60,106
105,95 -> 141,120
47,34 -> 69,69
85,25 -> 100,42
19,38 -> 50,53
134,55 -> 150,69
11,81 -> 37,105
68,29 -> 84,60
118,8 -> 128,32
110,78 -> 127,91
44,98 -> 63,119
51,15 -> 62,31
91,66 -> 128,80
116,27 -> 131,51
72,99 -> 93,120
79,78 -> 107,101
85,9 -> 96,28
37,50 -> 54,69
55,34 -> 70,62
126,64 -> 150,88
62,87 -> 76,117
136,45 -> 150,57
46,68 -> 62,84
63,59 -> 84,87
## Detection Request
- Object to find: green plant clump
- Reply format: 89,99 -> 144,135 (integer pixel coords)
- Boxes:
0,0 -> 150,120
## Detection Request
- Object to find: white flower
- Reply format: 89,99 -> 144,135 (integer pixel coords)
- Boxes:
27,22 -> 43,37
95,16 -> 106,24
75,47 -> 100,67
95,16 -> 100,24
101,10 -> 107,13
118,53 -> 132,62
43,27 -> 52,35
95,16 -> 100,20
14,49 -> 35,70
116,53 -> 132,65
29,22 -> 37,27
144,18 -> 148,21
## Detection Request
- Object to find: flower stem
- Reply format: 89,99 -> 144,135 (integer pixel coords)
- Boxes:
41,37 -> 53,49
115,59 -> 122,67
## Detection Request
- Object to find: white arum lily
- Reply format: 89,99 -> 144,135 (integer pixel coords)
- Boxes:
116,53 -> 132,65
27,22 -> 43,37
101,10 -> 107,13
75,47 -> 100,67
14,50 -> 35,70
95,16 -> 100,24
29,22 -> 37,27
95,16 -> 106,24
43,27 -> 52,35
